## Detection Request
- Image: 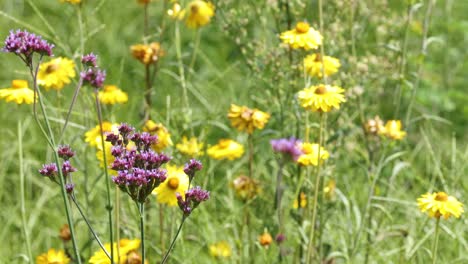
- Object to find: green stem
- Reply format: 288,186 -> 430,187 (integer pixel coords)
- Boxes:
161,217 -> 187,264
248,134 -> 254,178
139,203 -> 146,263
431,218 -> 441,264
18,120 -> 33,263
189,29 -> 201,72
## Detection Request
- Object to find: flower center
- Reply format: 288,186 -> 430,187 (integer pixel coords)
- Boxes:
104,85 -> 117,92
314,85 -> 328,95
168,178 -> 180,190
314,53 -> 321,62
191,3 -> 200,14
46,63 -> 59,73
241,109 -> 254,120
295,22 -> 310,34
435,192 -> 448,202
12,80 -> 28,89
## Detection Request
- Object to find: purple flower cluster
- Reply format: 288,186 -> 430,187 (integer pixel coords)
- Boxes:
2,30 -> 54,62
270,137 -> 303,161
106,123 -> 171,203
176,186 -> 210,217
39,145 -> 77,193
81,53 -> 97,67
183,159 -> 203,181
58,145 -> 75,160
80,53 -> 106,89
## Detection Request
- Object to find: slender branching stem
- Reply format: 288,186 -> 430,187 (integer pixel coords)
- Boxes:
58,77 -> 83,144
431,218 -> 441,264
161,217 -> 187,264
139,202 -> 146,264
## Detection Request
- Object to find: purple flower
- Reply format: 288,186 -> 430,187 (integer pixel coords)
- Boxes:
3,30 -> 54,63
270,137 -> 303,161
62,161 -> 77,176
39,163 -> 58,178
176,186 -> 210,217
275,233 -> 286,244
81,68 -> 106,89
183,159 -> 203,180
81,53 -> 97,67
66,183 -> 75,194
57,145 -> 75,160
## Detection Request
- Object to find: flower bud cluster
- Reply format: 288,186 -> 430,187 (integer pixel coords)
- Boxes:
39,145 -> 77,193
80,53 -> 106,89
106,123 -> 171,203
2,29 -> 54,65
176,186 -> 210,217
270,137 -> 303,161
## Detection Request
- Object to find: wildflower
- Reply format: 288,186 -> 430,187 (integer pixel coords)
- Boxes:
380,120 -> 406,140
66,183 -> 75,193
95,138 -> 116,173
81,68 -> 106,89
176,136 -> 204,157
207,139 -> 244,160
60,0 -> 81,4
176,186 -> 210,217
232,175 -> 261,201
209,241 -> 231,258
296,143 -> 329,166
324,179 -> 336,201
153,165 -> 189,206
98,85 -> 128,105
107,124 -> 170,203
184,159 -> 203,180
89,238 -> 142,264
280,22 -> 322,50
275,234 -> 286,244
36,248 -> 70,264
417,192 -> 464,219
303,53 -> 341,78
37,57 -> 76,91
168,3 -> 185,20
364,116 -> 385,135
270,137 -> 303,161
2,29 -> 54,64
39,163 -> 58,180
258,231 -> 273,247
58,224 -> 71,242
142,120 -> 173,152
297,84 -> 346,112
293,192 -> 307,209
57,145 -> 75,160
186,1 -> 215,28
228,104 -> 270,134
0,79 -> 35,104
131,42 -> 164,65
81,53 -> 97,67
85,122 -> 118,147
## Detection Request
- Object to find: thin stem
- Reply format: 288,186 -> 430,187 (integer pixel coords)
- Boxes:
189,29 -> 201,72
143,3 -> 149,38
431,218 -> 441,264
70,195 -> 111,260
159,204 -> 165,254
94,89 -> 114,263
58,77 -> 83,144
139,203 -> 146,264
115,188 -> 121,263
18,120 -> 33,263
144,64 -> 152,121
161,217 -> 187,264
248,134 -> 254,178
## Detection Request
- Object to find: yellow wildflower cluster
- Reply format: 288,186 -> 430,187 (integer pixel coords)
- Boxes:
297,84 -> 346,113
0,80 -> 35,105
131,42 -> 164,65
89,239 -> 142,264
280,22 -> 323,50
153,165 -> 189,206
186,0 -> 215,28
207,139 -> 244,160
38,57 -> 76,91
176,136 -> 204,157
98,85 -> 128,105
228,104 -> 270,134
417,192 -> 464,219
303,53 -> 341,78
209,241 -> 232,258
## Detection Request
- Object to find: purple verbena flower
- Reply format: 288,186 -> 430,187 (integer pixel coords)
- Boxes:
176,186 -> 210,217
270,137 -> 303,161
81,68 -> 106,89
39,163 -> 58,178
275,233 -> 286,244
62,160 -> 77,176
81,53 -> 97,67
57,145 -> 75,160
183,159 -> 203,180
66,183 -> 75,194
3,30 -> 54,64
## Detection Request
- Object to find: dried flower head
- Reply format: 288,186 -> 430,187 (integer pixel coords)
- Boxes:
0,79 -> 35,105
227,104 -> 270,134
417,192 -> 464,219
297,84 -> 346,112
364,116 -> 385,135
131,42 -> 164,65
58,224 -> 71,242
280,22 -> 322,50
232,175 -> 261,201
258,231 -> 273,247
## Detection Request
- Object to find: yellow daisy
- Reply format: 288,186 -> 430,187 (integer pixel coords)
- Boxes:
95,138 -> 115,174
153,165 -> 189,206
36,248 -> 70,264
60,0 -> 81,4
209,241 -> 232,258
292,192 -> 307,209
207,139 -> 244,160
176,136 -> 204,157
0,79 -> 35,105
38,57 -> 76,91
131,42 -> 164,65
185,0 -> 215,28
380,120 -> 406,140
85,122 -> 119,147
297,84 -> 346,112
303,53 -> 341,78
142,120 -> 173,152
296,142 -> 329,166
89,238 -> 141,264
280,22 -> 323,50
98,85 -> 128,105
417,192 -> 464,219
227,104 -> 270,134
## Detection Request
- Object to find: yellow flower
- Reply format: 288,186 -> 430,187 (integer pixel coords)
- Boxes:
380,120 -> 406,140
324,179 -> 336,201
297,84 -> 346,112
227,104 -> 270,134
142,120 -> 173,152
60,0 -> 81,4
168,3 -> 185,20
280,22 -> 323,50
95,138 -> 115,174
417,192 -> 464,219
209,241 -> 232,258
185,0 -> 215,28
85,122 -> 119,147
89,239 -> 142,264
153,165 -> 189,206
207,139 -> 244,160
131,43 -> 164,65
98,85 -> 128,105
176,136 -> 204,157
258,231 -> 273,247
36,248 -> 70,264
292,192 -> 307,209
303,53 -> 341,78
364,116 -> 385,135
296,143 -> 329,166
232,175 -> 261,201
0,79 -> 35,105
38,57 -> 76,91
